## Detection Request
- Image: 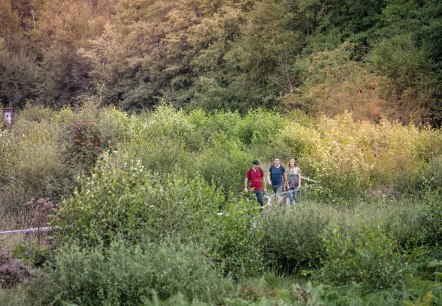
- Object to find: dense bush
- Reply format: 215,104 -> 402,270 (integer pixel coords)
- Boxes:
197,133 -> 251,194
235,109 -> 284,146
0,115 -> 63,214
29,239 -> 234,305
120,136 -> 195,179
209,199 -> 264,279
320,226 -> 404,292
55,155 -> 224,245
63,119 -> 110,172
261,205 -> 330,273
417,191 -> 442,247
55,152 -> 264,278
0,287 -> 29,306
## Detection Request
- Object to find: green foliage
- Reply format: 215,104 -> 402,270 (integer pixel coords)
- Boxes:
417,191 -> 442,247
0,112 -> 64,213
11,243 -> 49,269
225,0 -> 303,111
236,109 -> 284,145
261,205 -> 329,273
55,155 -> 224,245
29,239 -> 234,305
210,199 -> 264,279
197,133 -> 250,194
320,226 -> 404,292
0,40 -> 38,108
1,0 -> 442,126
55,150 -> 264,279
368,34 -> 438,123
0,286 -> 28,306
421,155 -> 442,192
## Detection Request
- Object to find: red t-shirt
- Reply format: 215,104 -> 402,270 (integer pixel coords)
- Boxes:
246,168 -> 264,191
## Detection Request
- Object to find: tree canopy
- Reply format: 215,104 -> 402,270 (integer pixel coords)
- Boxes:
0,0 -> 441,125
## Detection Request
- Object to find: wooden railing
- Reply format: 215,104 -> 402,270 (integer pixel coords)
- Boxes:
0,227 -> 57,256
264,176 -> 318,205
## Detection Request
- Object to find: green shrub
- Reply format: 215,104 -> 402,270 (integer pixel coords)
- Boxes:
417,191 -> 442,247
120,136 -> 195,177
0,116 -> 64,213
341,199 -> 426,250
420,155 -> 442,192
15,104 -> 54,123
320,226 -> 404,292
29,239 -> 234,305
97,107 -> 132,144
268,121 -> 320,164
187,109 -> 242,146
197,133 -> 251,194
0,287 -> 28,306
139,104 -> 194,141
55,152 -> 264,279
235,109 -> 283,145
261,205 -> 330,273
209,199 -> 264,279
55,154 -> 224,246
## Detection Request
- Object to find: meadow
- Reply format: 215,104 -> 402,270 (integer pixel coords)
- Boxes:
0,103 -> 441,305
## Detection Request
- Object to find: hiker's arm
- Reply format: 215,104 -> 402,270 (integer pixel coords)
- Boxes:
267,172 -> 272,185
244,177 -> 248,192
263,175 -> 267,192
282,171 -> 289,190
298,174 -> 302,190
284,172 -> 288,190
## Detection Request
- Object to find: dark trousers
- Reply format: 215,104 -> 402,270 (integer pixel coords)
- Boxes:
253,189 -> 264,207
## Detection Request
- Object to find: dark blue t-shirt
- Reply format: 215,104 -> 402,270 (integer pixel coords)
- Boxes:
269,165 -> 285,186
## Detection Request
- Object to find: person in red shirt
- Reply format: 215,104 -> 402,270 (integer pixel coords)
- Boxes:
244,160 -> 267,207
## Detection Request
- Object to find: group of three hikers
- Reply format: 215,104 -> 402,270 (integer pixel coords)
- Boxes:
244,157 -> 301,207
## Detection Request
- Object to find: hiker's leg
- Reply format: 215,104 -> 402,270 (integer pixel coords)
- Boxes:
293,183 -> 299,204
288,189 -> 295,205
274,185 -> 283,204
255,190 -> 264,207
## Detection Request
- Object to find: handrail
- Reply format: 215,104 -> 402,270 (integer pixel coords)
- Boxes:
0,227 -> 55,236
0,227 -> 58,256
300,176 -> 318,184
263,178 -> 318,205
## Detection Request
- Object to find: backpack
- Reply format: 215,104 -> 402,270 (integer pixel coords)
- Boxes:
248,167 -> 264,181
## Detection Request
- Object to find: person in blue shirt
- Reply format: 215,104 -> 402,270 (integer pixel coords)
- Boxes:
267,157 -> 287,195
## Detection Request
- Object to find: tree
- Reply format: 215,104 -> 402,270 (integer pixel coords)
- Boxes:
296,43 -> 387,121
81,0 -> 252,111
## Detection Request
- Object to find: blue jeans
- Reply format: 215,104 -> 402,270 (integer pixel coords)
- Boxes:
272,185 -> 283,194
288,183 -> 299,205
253,189 -> 264,207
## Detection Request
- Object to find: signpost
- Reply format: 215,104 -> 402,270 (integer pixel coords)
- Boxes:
2,107 -> 14,127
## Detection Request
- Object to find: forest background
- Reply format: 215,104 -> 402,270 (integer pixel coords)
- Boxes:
1,0 -> 441,126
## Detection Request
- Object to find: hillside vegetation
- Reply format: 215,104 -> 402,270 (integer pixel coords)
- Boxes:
0,0 -> 441,125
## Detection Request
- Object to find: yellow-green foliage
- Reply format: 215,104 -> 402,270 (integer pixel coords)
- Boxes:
1,103 -> 441,224
0,114 -> 63,214
301,112 -> 441,197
